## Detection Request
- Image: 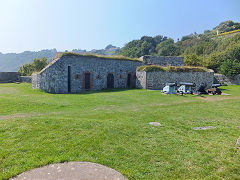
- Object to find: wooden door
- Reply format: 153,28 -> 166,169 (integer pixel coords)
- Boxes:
84,73 -> 91,90
127,73 -> 131,88
107,73 -> 114,88
68,66 -> 71,93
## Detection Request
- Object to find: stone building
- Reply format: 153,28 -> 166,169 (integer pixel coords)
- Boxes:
136,67 -> 214,90
32,53 -> 190,94
32,53 -> 144,93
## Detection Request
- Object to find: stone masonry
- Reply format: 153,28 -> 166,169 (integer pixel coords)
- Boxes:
33,54 -> 212,94
0,72 -> 20,83
140,56 -> 184,66
136,70 -> 214,90
32,54 -> 143,93
214,74 -> 240,85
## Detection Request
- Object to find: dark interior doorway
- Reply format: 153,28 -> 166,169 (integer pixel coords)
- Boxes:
127,73 -> 131,88
107,73 -> 114,88
84,72 -> 91,90
68,66 -> 71,93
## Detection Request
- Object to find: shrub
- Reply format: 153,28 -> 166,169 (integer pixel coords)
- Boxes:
204,51 -> 226,72
18,57 -> 49,76
226,44 -> 240,63
219,59 -> 240,77
184,54 -> 203,66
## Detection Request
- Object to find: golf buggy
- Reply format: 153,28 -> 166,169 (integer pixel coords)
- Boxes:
177,82 -> 196,95
162,83 -> 177,94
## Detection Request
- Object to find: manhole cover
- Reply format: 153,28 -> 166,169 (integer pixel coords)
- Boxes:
10,162 -> 127,180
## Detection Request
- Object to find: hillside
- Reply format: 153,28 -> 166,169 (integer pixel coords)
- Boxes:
120,20 -> 240,77
72,44 -> 120,56
1,20 -> 239,75
0,45 -> 120,72
0,49 -> 57,72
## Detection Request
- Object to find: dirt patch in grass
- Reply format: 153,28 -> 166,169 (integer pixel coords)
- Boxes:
0,112 -> 62,121
0,87 -> 19,94
149,99 -> 197,107
195,96 -> 237,102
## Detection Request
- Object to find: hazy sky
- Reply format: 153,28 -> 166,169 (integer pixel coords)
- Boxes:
0,0 -> 239,53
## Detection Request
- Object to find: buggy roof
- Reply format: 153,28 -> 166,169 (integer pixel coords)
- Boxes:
179,82 -> 195,86
212,84 -> 221,87
165,83 -> 177,86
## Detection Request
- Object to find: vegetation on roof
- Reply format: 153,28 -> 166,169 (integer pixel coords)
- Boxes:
137,65 -> 211,72
54,52 -> 142,62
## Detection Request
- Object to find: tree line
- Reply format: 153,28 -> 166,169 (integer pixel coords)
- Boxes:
119,20 -> 240,77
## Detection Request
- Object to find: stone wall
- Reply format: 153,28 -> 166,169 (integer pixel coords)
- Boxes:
20,76 -> 32,83
136,70 -> 214,90
214,74 -> 240,85
136,71 -> 146,89
140,56 -> 184,66
0,72 -> 20,83
32,54 -> 189,94
32,74 -> 41,89
32,55 -> 143,93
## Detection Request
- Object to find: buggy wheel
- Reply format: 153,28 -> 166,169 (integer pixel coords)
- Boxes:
212,91 -> 216,95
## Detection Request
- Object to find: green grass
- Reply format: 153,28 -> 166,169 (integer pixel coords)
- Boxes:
0,83 -> 240,179
137,65 -> 211,72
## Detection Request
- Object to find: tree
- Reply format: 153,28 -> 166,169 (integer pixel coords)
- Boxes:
219,59 -> 240,77
156,39 -> 180,56
18,57 -> 49,76
18,63 -> 34,76
204,51 -> 225,72
32,57 -> 48,72
226,45 -> 240,63
184,54 -> 203,66
119,35 -> 169,58
153,35 -> 168,45
141,41 -> 152,56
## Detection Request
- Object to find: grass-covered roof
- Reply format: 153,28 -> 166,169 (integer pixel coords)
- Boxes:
54,52 -> 142,62
137,65 -> 211,72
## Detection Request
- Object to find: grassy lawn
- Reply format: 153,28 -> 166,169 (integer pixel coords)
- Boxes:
0,83 -> 240,179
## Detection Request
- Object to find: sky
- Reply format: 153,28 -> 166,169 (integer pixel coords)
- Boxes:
0,0 -> 239,53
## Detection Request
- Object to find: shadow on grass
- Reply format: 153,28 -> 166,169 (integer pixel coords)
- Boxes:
56,88 -> 141,96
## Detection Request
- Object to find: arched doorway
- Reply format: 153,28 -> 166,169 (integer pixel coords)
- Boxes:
107,73 -> 114,88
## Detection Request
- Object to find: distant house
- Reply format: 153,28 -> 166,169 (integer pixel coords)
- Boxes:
32,53 -> 185,94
